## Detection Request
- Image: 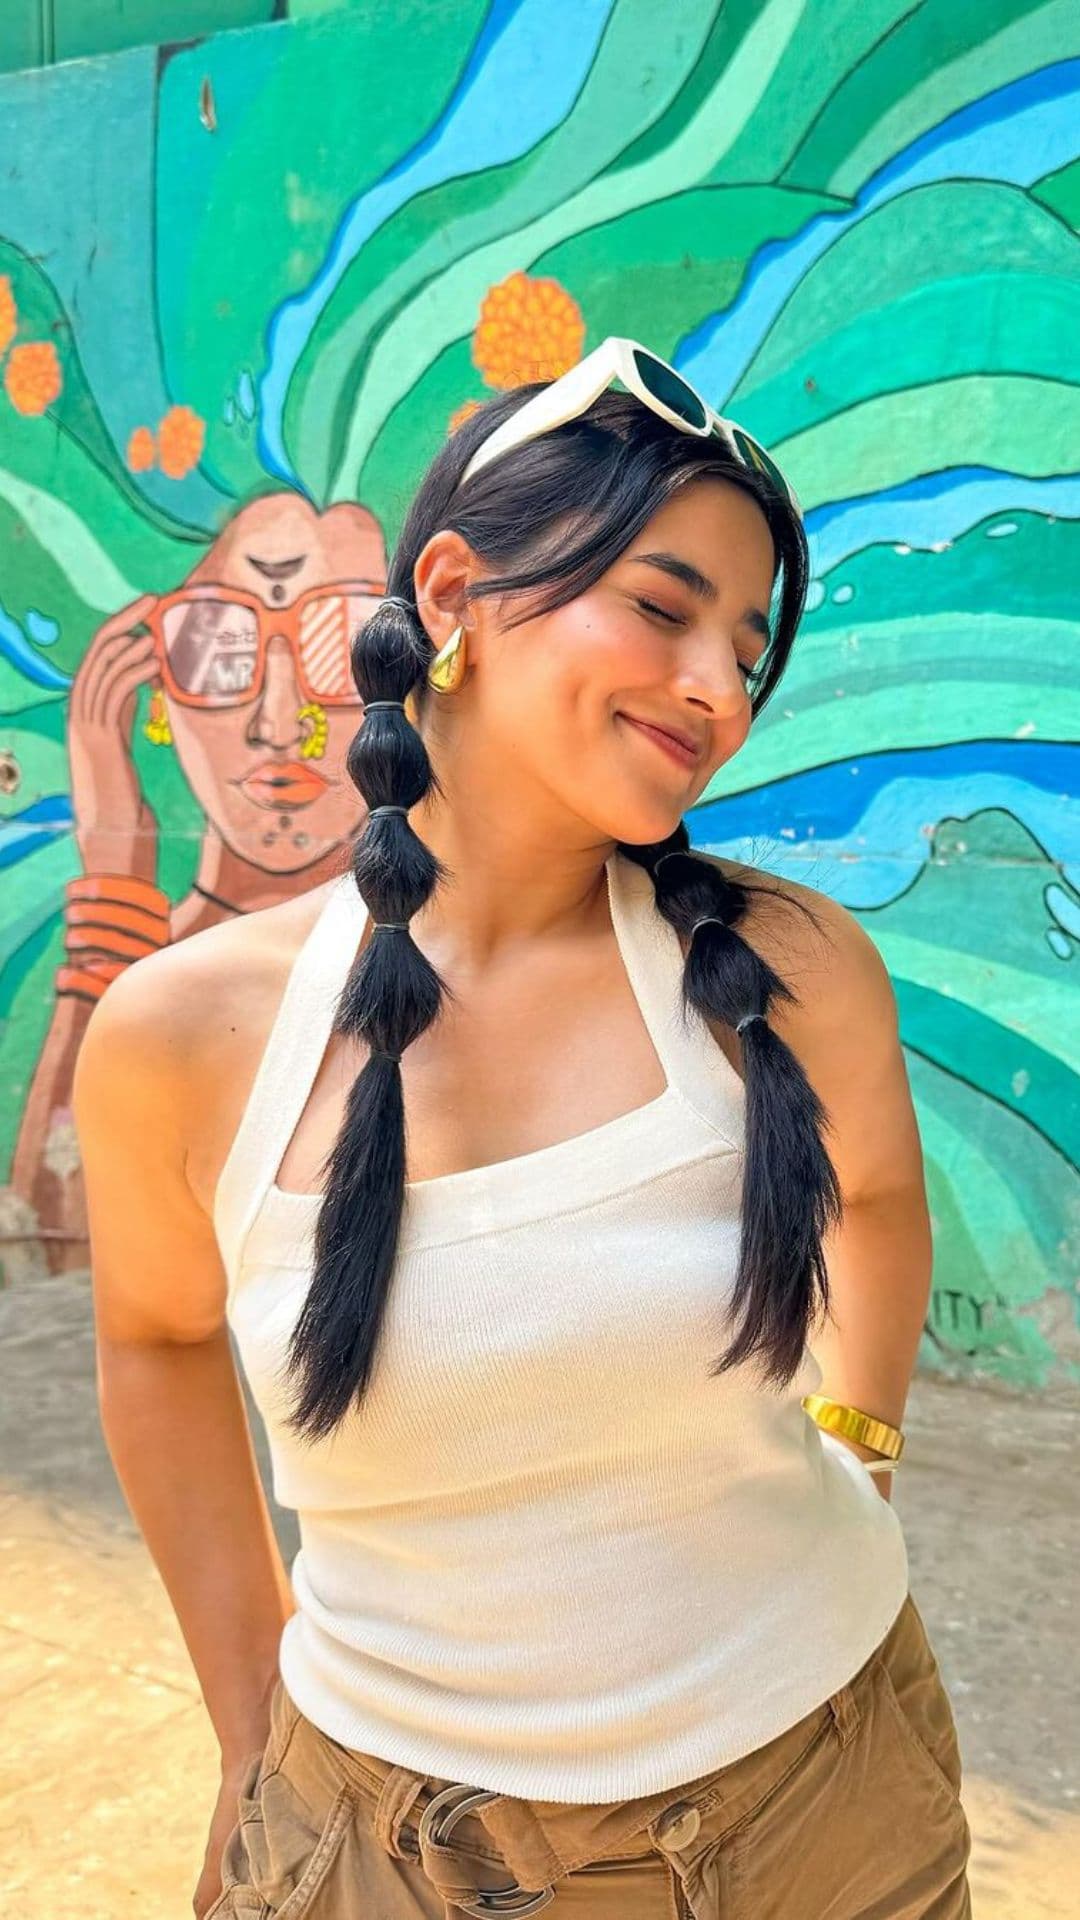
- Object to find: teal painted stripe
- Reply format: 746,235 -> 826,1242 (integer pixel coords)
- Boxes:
894,976 -> 1080,1168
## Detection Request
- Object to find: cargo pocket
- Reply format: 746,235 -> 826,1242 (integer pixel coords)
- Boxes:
871,1594 -> 966,1810
234,1700 -> 357,1919
202,1739 -> 275,1919
204,1683 -> 355,1920
722,1616 -> 972,1919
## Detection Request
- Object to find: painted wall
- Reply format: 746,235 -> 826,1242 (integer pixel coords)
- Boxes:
0,1 -> 282,74
0,1 -> 1077,1388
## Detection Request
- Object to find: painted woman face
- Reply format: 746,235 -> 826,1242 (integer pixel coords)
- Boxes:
160,494 -> 386,877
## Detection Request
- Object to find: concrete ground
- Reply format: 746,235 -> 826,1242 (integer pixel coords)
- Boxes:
0,1274 -> 1076,1918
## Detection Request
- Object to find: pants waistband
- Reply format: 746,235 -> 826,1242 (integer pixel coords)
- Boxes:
293,1630 -> 885,1913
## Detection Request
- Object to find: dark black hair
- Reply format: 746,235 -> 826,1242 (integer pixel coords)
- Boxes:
280,384 -> 840,1441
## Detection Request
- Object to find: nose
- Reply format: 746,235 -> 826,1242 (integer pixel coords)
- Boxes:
251,633 -> 307,744
673,627 -> 749,717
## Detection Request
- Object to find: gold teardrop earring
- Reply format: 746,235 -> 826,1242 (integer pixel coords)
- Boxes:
426,623 -> 467,695
143,685 -> 173,746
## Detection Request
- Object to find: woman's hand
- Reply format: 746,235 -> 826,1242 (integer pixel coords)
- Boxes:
68,592 -> 162,880
191,1756 -> 257,1920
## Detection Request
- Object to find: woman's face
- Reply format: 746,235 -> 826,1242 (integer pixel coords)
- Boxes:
431,476 -> 777,848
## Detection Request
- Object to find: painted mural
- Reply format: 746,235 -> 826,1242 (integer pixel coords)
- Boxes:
0,0 -> 1077,1387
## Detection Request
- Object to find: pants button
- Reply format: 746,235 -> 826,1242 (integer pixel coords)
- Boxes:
653,1801 -> 702,1850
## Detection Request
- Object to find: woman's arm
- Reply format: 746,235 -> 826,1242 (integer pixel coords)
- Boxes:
768,889 -> 933,1501
72,943 -> 295,1772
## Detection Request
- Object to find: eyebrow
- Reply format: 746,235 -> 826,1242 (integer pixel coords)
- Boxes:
630,550 -> 773,646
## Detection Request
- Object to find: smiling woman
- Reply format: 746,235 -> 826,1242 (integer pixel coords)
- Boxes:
76,352 -> 969,1919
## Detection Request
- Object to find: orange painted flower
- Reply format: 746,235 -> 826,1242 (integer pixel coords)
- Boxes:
127,426 -> 156,472
0,276 -> 16,358
157,403 -> 205,478
473,273 -> 585,390
4,340 -> 62,415
448,398 -> 483,435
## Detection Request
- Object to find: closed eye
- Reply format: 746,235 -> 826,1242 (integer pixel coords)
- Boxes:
635,597 -> 757,680
636,595 -> 684,627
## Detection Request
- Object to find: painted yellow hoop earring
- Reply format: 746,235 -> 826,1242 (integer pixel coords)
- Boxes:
143,686 -> 172,746
426,623 -> 467,695
297,700 -> 328,759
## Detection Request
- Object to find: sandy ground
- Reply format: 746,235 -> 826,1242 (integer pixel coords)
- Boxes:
0,1274 -> 1076,1917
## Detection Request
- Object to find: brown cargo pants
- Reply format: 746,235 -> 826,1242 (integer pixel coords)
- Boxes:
204,1590 -> 972,1918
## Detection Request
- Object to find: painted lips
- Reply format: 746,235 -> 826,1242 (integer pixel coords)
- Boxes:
240,761 -> 330,807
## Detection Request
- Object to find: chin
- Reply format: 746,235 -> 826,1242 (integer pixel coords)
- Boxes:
601,801 -> 687,850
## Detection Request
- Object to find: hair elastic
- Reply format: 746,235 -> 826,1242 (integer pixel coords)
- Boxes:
363,700 -> 406,713
372,921 -> 409,931
690,915 -> 728,937
653,850 -> 689,876
369,1047 -> 402,1064
368,805 -> 409,819
737,1012 -> 766,1034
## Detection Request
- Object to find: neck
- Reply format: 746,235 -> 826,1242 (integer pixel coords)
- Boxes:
405,760 -> 615,964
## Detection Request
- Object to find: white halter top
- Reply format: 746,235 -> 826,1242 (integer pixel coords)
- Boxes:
214,850 -> 908,1801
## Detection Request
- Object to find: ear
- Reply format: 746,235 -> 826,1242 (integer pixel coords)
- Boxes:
412,527 -> 480,653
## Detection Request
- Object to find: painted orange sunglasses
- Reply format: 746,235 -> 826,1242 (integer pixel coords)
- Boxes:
143,580 -> 387,708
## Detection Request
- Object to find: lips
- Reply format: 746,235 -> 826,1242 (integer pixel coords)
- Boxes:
618,713 -> 702,769
240,761 -> 329,807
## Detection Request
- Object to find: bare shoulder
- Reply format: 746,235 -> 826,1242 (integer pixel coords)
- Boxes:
77,876 -> 334,1200
80,876 -> 335,1086
73,877 -> 339,1344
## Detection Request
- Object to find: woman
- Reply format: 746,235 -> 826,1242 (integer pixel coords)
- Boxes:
74,339 -> 973,1918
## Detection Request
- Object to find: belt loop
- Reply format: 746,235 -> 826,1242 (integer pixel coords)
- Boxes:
828,1680 -> 861,1749
373,1764 -> 429,1859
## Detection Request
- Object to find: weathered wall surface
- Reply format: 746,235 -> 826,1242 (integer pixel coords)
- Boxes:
1,1 -> 1077,1387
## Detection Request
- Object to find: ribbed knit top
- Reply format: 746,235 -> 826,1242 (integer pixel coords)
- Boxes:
214,850 -> 908,1801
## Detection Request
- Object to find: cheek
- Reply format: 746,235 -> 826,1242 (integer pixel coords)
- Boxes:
479,603 -> 662,755
168,706 -> 243,760
323,708 -> 363,771
566,599 -> 661,684
525,605 -> 662,721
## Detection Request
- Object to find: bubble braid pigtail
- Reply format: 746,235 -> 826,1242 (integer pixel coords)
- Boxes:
281,596 -> 450,1443
619,826 -> 842,1392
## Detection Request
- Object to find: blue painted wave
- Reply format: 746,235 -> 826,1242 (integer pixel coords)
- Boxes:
690,740 -> 1080,909
806,470 -> 1080,581
0,796 -> 71,870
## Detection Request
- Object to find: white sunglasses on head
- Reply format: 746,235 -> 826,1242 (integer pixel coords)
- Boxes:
459,334 -> 802,518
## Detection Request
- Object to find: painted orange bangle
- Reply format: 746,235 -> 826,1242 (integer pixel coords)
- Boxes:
64,872 -> 171,914
63,906 -> 169,952
56,874 -> 172,1003
54,960 -> 128,1006
62,925 -> 163,967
